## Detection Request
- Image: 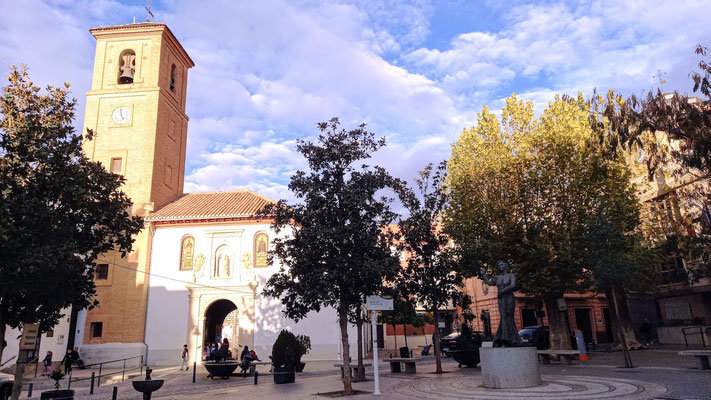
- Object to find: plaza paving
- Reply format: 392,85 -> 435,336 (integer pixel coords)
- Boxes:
14,347 -> 711,399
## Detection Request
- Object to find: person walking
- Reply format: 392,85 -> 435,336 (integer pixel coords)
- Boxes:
61,349 -> 73,374
181,344 -> 189,371
41,351 -> 53,376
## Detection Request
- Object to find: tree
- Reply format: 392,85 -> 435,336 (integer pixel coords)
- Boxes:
447,94 -> 649,351
261,118 -> 402,395
377,296 -> 425,351
398,162 -> 471,374
0,66 -> 143,399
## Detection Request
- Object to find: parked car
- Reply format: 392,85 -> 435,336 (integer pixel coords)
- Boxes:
518,325 -> 579,350
0,372 -> 13,400
519,325 -> 550,349
440,330 -> 491,357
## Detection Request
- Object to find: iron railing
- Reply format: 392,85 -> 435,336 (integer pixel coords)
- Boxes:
681,326 -> 711,348
67,355 -> 143,390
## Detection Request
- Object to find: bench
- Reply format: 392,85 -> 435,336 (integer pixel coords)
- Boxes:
386,357 -> 423,373
678,350 -> 711,370
248,361 -> 271,374
537,350 -> 580,365
334,363 -> 371,379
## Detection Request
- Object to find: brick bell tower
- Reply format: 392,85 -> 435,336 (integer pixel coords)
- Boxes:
79,22 -> 194,359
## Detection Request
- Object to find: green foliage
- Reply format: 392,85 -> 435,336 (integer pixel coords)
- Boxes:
397,162 -> 471,372
260,118 -> 403,393
295,334 -> 311,362
447,94 -> 651,349
0,66 -> 143,351
271,330 -> 301,368
377,297 -> 424,328
48,371 -> 64,390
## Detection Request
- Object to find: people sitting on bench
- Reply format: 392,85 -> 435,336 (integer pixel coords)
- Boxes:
421,344 -> 432,356
240,345 -> 253,373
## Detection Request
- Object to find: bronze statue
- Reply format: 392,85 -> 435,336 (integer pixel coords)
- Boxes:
480,260 -> 522,347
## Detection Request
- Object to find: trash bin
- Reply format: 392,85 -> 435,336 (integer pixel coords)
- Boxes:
399,347 -> 410,358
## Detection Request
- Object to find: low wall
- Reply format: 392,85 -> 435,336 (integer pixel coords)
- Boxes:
657,326 -> 711,345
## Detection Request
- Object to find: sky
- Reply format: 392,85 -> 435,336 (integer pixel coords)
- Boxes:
1,0 -> 709,202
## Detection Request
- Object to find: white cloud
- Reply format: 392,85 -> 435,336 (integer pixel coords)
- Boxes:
2,0 -> 709,207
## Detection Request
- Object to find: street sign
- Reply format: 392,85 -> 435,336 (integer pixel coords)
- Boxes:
366,295 -> 393,311
20,324 -> 39,350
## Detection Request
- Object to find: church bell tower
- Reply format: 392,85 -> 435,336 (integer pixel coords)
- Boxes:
79,23 -> 194,354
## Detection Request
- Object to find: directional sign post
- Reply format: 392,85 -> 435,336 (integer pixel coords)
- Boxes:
366,296 -> 393,396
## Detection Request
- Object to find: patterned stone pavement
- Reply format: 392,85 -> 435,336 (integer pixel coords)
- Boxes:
392,374 -> 669,399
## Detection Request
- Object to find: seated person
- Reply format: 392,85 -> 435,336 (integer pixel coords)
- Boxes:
240,350 -> 253,373
421,344 -> 432,356
249,349 -> 262,362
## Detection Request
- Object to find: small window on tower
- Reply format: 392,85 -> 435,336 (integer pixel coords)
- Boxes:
170,64 -> 176,92
165,165 -> 173,187
110,158 -> 122,174
90,322 -> 103,338
118,49 -> 136,85
95,264 -> 109,280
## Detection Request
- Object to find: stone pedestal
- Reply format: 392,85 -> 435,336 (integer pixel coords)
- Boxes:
480,347 -> 541,389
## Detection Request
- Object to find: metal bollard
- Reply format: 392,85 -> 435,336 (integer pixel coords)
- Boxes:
112,386 -> 118,400
192,362 -> 196,383
254,371 -> 258,385
90,372 -> 95,394
27,383 -> 33,398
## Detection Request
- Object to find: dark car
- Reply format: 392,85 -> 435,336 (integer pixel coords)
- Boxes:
519,325 -> 550,349
518,325 -> 579,350
440,330 -> 491,356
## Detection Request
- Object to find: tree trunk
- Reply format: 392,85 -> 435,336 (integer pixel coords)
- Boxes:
10,351 -> 25,400
607,288 -> 643,351
355,312 -> 365,382
0,313 -> 6,366
392,324 -> 397,351
338,305 -> 353,395
432,309 -> 443,373
543,296 -> 572,350
403,323 -> 409,350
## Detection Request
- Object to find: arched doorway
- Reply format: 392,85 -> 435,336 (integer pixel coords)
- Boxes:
204,299 -> 238,357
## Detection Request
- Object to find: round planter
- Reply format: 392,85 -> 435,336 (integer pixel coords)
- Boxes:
272,366 -> 296,384
204,361 -> 239,379
449,349 -> 481,367
295,362 -> 306,372
40,389 -> 74,400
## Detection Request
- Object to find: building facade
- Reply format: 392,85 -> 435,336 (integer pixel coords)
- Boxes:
0,22 -> 360,369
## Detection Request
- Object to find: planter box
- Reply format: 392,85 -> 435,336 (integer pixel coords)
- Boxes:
204,361 -> 239,379
449,349 -> 480,367
40,389 -> 74,399
272,366 -> 295,384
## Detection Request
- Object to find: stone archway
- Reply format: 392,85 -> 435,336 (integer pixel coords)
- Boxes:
204,299 -> 238,355
187,286 -> 257,365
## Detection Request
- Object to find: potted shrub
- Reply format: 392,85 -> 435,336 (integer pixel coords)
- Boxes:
271,330 -> 299,383
40,371 -> 74,399
295,334 -> 311,372
449,323 -> 483,368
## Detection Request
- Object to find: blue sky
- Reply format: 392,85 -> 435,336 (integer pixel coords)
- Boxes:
1,0 -> 709,201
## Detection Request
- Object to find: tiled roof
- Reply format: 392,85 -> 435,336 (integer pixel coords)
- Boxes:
148,190 -> 274,221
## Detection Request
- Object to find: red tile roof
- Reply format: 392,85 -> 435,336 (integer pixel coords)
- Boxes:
148,190 -> 274,221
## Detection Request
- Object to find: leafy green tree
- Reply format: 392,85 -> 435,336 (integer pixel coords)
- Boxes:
377,296 -> 425,350
448,94 -> 649,351
0,66 -> 143,399
398,162 -> 471,373
261,118 -> 402,395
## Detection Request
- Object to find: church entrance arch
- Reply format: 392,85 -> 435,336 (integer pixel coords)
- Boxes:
204,299 -> 238,357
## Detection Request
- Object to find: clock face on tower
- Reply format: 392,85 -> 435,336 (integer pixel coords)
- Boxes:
112,107 -> 131,124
